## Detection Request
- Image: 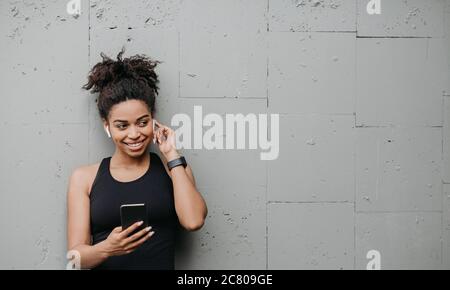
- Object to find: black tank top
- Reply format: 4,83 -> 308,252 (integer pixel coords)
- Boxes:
89,152 -> 179,270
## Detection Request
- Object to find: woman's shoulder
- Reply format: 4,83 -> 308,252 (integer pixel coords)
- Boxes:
71,162 -> 101,178
69,162 -> 102,195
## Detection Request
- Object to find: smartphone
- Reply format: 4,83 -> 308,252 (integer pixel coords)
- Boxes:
120,203 -> 148,234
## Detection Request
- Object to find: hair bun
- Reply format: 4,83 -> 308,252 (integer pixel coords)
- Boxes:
83,48 -> 160,95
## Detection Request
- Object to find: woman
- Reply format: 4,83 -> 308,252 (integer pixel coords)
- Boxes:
67,49 -> 207,270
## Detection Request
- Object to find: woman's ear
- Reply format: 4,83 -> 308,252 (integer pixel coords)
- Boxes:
104,126 -> 111,138
103,120 -> 111,138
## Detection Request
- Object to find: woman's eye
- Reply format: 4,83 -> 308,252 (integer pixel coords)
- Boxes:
139,121 -> 148,127
116,124 -> 127,130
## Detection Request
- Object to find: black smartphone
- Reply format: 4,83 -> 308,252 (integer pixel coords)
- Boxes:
120,203 -> 148,235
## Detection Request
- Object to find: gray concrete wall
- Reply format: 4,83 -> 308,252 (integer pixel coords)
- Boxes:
0,0 -> 449,269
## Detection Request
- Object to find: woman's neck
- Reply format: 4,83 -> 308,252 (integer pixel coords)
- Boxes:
111,149 -> 150,168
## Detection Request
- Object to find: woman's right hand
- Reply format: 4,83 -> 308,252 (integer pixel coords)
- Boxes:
102,221 -> 154,257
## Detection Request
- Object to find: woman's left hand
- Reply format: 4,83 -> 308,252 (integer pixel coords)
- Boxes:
154,120 -> 180,161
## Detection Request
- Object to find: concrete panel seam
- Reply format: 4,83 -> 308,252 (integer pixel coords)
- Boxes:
268,201 -> 354,204
357,210 -> 443,214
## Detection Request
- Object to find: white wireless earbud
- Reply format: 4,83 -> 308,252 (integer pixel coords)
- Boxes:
152,119 -> 156,144
104,126 -> 111,138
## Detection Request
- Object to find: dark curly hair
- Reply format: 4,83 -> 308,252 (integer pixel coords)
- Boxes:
83,48 -> 160,120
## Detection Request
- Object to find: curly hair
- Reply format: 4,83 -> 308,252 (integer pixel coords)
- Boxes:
83,48 -> 160,120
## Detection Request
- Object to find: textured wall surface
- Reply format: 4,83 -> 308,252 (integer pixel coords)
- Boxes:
0,0 -> 449,269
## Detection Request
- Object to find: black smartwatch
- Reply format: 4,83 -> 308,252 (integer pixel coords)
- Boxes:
167,156 -> 187,171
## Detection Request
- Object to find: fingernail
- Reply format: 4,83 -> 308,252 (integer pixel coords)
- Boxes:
146,226 -> 151,231
138,221 -> 143,225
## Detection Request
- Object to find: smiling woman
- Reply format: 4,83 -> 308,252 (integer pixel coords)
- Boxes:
66,49 -> 207,270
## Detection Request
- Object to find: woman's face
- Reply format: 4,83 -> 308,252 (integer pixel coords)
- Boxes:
105,99 -> 154,157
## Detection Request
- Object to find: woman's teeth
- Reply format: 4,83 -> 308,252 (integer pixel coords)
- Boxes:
128,142 -> 142,147
125,140 -> 145,150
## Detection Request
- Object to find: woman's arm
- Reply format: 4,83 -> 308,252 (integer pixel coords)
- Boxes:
161,154 -> 208,231
67,167 -> 109,269
155,121 -> 208,232
167,153 -> 208,231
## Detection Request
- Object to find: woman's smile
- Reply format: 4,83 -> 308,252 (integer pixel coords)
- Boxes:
123,138 -> 147,151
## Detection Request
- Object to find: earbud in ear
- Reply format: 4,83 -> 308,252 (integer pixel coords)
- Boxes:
152,120 -> 156,144
104,126 -> 111,138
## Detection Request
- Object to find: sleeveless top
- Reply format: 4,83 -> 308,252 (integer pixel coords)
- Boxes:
89,152 -> 179,270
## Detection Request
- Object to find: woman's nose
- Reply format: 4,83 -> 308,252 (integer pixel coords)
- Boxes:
128,126 -> 141,139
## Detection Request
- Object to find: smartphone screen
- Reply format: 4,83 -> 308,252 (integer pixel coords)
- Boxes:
120,203 -> 148,234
